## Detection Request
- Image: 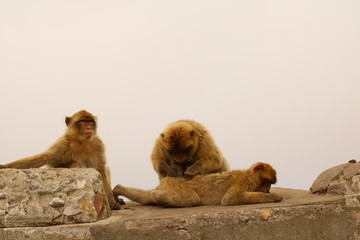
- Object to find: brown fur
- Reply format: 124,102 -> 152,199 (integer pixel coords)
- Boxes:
113,162 -> 282,207
0,110 -> 122,210
151,120 -> 229,178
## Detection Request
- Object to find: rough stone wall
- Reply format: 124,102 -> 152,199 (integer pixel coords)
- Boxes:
0,168 -> 111,228
1,162 -> 360,239
310,162 -> 360,206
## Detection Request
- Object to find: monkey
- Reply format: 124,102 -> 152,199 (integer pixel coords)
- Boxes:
0,110 -> 123,210
113,162 -> 282,207
151,120 -> 230,179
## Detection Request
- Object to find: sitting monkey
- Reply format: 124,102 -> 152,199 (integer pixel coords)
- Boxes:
113,162 -> 282,207
151,120 -> 230,179
0,110 -> 123,210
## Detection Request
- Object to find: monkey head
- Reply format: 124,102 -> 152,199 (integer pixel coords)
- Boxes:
251,162 -> 277,193
65,110 -> 97,140
161,121 -> 199,164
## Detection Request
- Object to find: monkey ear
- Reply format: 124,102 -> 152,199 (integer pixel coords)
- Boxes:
65,117 -> 72,126
253,163 -> 264,172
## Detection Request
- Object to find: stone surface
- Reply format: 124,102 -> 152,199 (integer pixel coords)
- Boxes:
0,168 -> 111,228
0,188 -> 359,240
310,162 -> 360,195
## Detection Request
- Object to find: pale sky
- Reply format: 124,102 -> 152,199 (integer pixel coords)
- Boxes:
1,1 -> 359,192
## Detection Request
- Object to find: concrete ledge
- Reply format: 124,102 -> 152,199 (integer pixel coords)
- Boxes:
1,188 -> 359,240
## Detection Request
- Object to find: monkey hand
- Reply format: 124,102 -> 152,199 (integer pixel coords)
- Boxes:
158,161 -> 178,177
110,199 -> 124,210
184,163 -> 202,176
268,193 -> 283,202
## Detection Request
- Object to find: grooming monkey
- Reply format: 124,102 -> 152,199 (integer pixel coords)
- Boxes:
151,120 -> 229,179
0,110 -> 123,210
113,162 -> 282,207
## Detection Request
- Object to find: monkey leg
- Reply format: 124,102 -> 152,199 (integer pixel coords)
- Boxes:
113,184 -> 155,205
151,178 -> 201,207
97,166 -> 123,210
221,187 -> 283,206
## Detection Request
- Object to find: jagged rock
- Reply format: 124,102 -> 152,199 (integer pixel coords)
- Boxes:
310,162 -> 360,195
0,168 -> 111,228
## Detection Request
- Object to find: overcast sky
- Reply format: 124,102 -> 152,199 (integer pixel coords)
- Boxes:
1,1 -> 359,192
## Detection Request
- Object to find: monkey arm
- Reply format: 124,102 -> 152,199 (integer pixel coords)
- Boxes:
185,157 -> 224,176
221,187 -> 283,206
1,152 -> 54,169
95,165 -> 123,210
1,136 -> 73,169
157,161 -> 179,178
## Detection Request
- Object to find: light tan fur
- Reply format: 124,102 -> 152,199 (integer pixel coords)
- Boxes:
0,110 -> 122,210
151,120 -> 229,178
113,162 -> 282,207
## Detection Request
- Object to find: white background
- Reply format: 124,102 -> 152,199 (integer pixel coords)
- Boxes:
1,1 -> 359,191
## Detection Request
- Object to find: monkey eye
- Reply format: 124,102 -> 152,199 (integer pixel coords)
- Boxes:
77,119 -> 96,126
87,120 -> 96,126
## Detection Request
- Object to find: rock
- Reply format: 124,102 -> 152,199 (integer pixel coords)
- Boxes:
310,162 -> 360,195
0,168 -> 111,228
49,197 -> 65,208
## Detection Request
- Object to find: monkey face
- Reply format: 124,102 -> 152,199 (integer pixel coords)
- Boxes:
261,167 -> 277,185
161,134 -> 194,163
65,110 -> 97,140
77,119 -> 96,139
161,122 -> 197,164
258,181 -> 272,193
166,145 -> 193,163
253,163 -> 277,192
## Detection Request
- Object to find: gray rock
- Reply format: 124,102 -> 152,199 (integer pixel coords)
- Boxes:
310,162 -> 360,195
0,168 -> 111,227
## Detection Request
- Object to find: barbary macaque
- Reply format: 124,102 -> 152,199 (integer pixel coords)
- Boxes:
0,110 -> 123,210
151,120 -> 230,179
113,162 -> 282,207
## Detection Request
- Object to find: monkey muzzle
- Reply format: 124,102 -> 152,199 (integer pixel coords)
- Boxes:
173,154 -> 187,163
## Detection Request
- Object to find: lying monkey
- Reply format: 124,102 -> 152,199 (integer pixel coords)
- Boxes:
113,162 -> 282,207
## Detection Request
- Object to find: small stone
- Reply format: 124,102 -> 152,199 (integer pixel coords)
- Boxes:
49,197 -> 65,208
0,192 -> 6,199
63,204 -> 82,216
261,209 -> 272,220
345,196 -> 359,206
